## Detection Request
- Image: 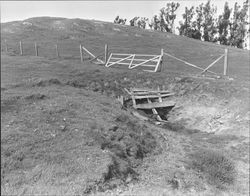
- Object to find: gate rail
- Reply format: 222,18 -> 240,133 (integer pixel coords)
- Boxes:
105,50 -> 163,72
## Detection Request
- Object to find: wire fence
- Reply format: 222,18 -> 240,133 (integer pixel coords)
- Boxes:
1,40 -> 92,60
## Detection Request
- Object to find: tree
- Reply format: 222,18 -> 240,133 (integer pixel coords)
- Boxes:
159,2 -> 180,33
148,15 -> 160,30
178,6 -> 195,37
130,17 -> 148,29
129,16 -> 139,26
114,16 -> 127,25
229,0 -> 249,48
217,2 -> 232,45
201,0 -> 218,42
178,6 -> 202,40
195,3 -> 203,33
138,17 -> 148,29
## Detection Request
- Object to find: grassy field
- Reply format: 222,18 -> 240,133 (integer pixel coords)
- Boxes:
1,54 -> 249,195
1,17 -> 249,195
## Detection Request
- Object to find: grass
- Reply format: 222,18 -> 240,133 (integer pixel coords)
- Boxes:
1,16 -> 250,80
189,148 -> 237,189
1,53 -> 249,195
1,17 -> 249,195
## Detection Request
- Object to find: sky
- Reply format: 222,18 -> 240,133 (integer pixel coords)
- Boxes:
0,0 -> 247,25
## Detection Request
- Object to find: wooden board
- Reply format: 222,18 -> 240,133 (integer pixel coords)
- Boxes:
134,101 -> 175,109
147,98 -> 162,121
132,91 -> 171,95
134,93 -> 174,99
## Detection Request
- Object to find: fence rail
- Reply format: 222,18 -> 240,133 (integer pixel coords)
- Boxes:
105,50 -> 163,72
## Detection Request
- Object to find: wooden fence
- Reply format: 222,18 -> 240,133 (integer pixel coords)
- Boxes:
163,49 -> 228,76
2,39 -> 229,77
105,49 -> 163,72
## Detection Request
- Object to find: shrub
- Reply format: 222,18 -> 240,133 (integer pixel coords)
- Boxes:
190,149 -> 236,189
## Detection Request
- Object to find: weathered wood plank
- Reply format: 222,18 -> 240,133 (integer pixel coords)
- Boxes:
134,101 -> 175,109
129,56 -> 160,69
107,61 -> 156,67
200,54 -> 224,74
112,53 -> 158,57
110,57 -> 159,62
134,93 -> 174,99
147,98 -> 162,121
107,55 -> 134,67
131,94 -> 136,108
132,91 -> 171,95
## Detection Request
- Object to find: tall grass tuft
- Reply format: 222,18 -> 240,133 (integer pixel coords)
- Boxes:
190,148 -> 236,189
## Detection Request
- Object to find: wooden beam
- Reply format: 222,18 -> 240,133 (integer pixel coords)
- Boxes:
107,61 -> 156,67
110,57 -> 159,62
35,42 -> 38,56
88,53 -> 104,63
223,48 -> 228,76
131,88 -> 151,92
131,94 -> 137,108
105,53 -> 113,67
105,44 -> 108,63
80,44 -> 83,62
124,88 -> 132,95
134,101 -> 176,109
106,55 -> 134,67
81,45 -> 104,64
55,44 -> 59,57
128,54 -> 135,68
134,93 -> 174,99
158,86 -> 163,102
129,55 -> 160,69
112,53 -> 158,57
164,52 -> 217,75
19,41 -> 23,56
200,54 -> 224,74
156,49 -> 164,72
147,98 -> 162,121
132,90 -> 171,95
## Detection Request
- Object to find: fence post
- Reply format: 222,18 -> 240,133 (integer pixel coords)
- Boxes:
5,39 -> 8,52
80,44 -> 83,62
55,44 -> 59,58
223,48 -> 228,76
19,41 -> 23,55
35,42 -> 38,56
105,44 -> 108,64
158,48 -> 164,72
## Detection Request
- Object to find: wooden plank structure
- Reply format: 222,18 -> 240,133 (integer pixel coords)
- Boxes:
105,50 -> 163,72
125,87 -> 175,122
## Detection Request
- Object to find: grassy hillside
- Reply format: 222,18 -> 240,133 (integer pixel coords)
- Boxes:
1,17 -> 249,80
1,17 -> 249,195
1,54 -> 249,195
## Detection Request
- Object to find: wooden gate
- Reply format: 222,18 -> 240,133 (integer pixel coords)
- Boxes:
105,51 -> 163,72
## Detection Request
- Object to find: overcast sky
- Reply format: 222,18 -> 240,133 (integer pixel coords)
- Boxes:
0,1 -> 246,24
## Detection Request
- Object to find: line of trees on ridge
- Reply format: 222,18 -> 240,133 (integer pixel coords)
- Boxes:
114,0 -> 249,49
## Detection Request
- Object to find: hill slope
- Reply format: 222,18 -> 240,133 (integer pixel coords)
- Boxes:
1,16 -> 249,195
1,17 -> 249,79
